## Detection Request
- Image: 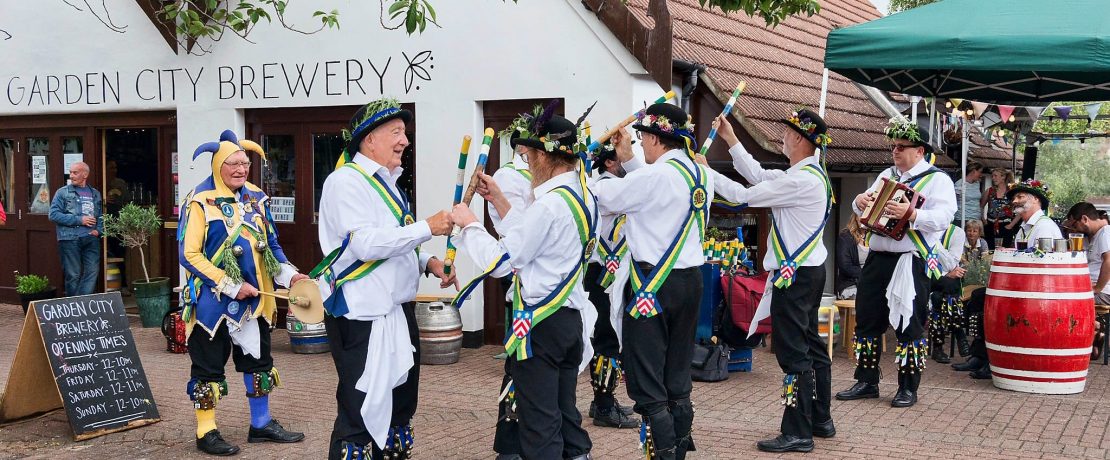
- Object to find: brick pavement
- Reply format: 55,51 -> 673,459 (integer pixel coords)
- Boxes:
2,303 -> 1110,459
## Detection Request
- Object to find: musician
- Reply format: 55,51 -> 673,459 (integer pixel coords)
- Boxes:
316,98 -> 455,460
451,113 -> 595,460
956,179 -> 1060,379
927,224 -> 967,365
592,103 -> 713,460
707,109 -> 834,452
583,141 -> 637,429
178,130 -> 307,455
835,119 -> 956,408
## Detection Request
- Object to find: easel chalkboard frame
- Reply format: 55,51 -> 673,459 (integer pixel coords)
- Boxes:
0,292 -> 160,441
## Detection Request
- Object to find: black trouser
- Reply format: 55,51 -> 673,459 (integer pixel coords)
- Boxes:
623,264 -> 702,456
929,276 -> 964,349
497,307 -> 591,460
769,266 -> 832,439
189,317 -> 273,381
326,303 -> 420,460
853,252 -> 931,390
965,287 -> 988,361
585,262 -> 621,410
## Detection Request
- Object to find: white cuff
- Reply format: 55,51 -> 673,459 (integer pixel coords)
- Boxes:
273,262 -> 299,288
218,276 -> 242,298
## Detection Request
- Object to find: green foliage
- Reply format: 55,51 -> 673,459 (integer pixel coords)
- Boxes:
1034,102 -> 1110,135
1032,139 -> 1110,216
962,254 -> 991,287
698,0 -> 822,26
14,272 -> 50,295
158,0 -> 340,54
103,204 -> 163,282
889,0 -> 938,13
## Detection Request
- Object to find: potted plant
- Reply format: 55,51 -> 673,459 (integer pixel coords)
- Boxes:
15,271 -> 57,316
103,203 -> 167,327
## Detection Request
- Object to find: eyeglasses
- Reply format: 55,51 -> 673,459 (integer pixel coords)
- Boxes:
890,144 -> 918,152
224,161 -> 252,170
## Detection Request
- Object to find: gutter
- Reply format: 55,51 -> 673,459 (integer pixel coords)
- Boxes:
673,59 -> 706,113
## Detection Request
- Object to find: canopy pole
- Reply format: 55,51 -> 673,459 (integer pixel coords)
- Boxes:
819,68 -> 830,117
910,96 -> 919,122
961,117 -> 969,228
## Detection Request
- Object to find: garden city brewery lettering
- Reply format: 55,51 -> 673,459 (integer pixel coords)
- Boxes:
4,50 -> 434,107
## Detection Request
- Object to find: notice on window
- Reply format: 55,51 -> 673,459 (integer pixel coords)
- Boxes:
269,197 -> 295,223
64,153 -> 83,176
31,156 -> 47,184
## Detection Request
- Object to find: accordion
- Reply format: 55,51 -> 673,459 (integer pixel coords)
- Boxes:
861,178 -> 926,241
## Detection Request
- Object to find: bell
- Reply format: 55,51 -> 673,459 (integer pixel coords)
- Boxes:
255,240 -> 268,251
232,245 -> 244,257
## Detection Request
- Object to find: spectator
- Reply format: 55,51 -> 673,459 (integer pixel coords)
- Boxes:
953,161 -> 985,225
1066,202 -> 1110,305
981,168 -> 1018,249
48,161 -> 103,296
835,214 -> 868,299
963,219 -> 989,261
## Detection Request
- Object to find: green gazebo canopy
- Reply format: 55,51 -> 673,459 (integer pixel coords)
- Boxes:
825,0 -> 1110,103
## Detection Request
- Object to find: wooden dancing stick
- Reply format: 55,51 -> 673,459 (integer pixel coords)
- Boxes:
443,135 -> 473,276
587,91 -> 677,152
461,128 -> 495,206
699,81 -> 747,156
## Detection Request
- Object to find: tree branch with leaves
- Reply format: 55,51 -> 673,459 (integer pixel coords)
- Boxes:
697,0 -> 822,26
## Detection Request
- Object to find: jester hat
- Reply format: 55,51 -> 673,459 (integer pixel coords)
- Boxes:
192,129 -> 266,196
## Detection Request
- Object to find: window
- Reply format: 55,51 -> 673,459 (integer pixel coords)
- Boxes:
27,137 -> 50,214
312,133 -> 344,223
1,139 -> 12,212
62,137 -> 83,183
262,134 -> 296,223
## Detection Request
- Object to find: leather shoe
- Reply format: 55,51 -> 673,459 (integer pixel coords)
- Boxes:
247,419 -> 305,443
812,419 -> 836,438
197,429 -> 240,456
951,356 -> 983,371
592,406 -> 639,429
891,388 -> 917,408
970,365 -> 993,380
931,348 -> 951,364
756,435 -> 814,453
589,400 -> 634,418
835,381 -> 879,400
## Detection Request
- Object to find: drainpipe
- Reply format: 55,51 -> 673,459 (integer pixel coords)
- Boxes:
673,59 -> 707,113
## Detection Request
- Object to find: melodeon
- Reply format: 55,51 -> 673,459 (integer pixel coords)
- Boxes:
860,177 -> 926,241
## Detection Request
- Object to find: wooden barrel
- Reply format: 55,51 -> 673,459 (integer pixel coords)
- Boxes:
105,261 -> 123,292
415,301 -> 463,365
984,251 -> 1094,394
287,311 -> 329,354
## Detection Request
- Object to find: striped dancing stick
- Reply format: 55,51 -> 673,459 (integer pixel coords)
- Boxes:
587,91 -> 676,152
699,81 -> 746,156
443,135 -> 472,276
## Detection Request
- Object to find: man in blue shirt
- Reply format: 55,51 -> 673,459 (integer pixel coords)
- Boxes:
49,161 -> 103,296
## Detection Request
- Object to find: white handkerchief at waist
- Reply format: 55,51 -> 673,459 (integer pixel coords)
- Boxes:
228,315 -> 262,359
886,252 -> 917,332
355,305 -> 415,450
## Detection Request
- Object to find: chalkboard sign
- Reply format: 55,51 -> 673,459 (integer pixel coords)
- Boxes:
0,292 -> 160,440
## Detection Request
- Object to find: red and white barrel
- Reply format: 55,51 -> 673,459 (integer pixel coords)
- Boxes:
985,251 -> 1094,394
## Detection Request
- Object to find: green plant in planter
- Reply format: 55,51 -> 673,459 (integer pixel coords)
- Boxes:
103,203 -> 163,282
963,254 -> 992,287
14,272 -> 50,294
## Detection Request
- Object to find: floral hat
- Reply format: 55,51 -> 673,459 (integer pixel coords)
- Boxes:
1006,178 -> 1051,211
781,109 -> 831,148
884,117 -> 933,153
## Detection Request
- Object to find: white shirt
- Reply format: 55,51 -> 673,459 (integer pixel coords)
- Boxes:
457,171 -> 594,311
938,225 -> 967,274
488,153 -> 533,231
593,150 -> 714,269
589,171 -> 623,265
1017,209 -> 1062,245
853,160 -> 958,254
1088,226 -> 1110,294
317,153 -> 433,320
711,144 -> 828,272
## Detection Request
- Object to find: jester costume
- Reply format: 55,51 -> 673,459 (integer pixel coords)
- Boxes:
178,130 -> 305,456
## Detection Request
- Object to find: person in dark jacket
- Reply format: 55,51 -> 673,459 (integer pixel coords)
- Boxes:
48,161 -> 103,296
835,215 -> 868,299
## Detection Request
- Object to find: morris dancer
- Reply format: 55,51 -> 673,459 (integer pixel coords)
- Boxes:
927,223 -> 967,365
836,119 -> 956,408
708,109 -> 835,452
452,111 -> 596,459
179,130 -> 307,455
315,98 -> 455,460
592,102 -> 712,460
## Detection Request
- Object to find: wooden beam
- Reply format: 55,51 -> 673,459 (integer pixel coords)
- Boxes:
134,0 -> 178,53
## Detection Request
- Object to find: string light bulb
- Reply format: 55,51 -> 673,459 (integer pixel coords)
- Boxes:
1008,114 -> 1016,122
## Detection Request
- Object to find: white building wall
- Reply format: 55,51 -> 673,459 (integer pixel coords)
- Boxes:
1,0 -> 658,333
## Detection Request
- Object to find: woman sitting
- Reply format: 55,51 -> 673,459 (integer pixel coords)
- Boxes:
835,215 -> 868,300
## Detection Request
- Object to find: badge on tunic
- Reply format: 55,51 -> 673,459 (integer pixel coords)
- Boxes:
227,300 -> 240,315
691,186 -> 708,210
220,202 -> 235,217
584,238 -> 598,260
404,214 -> 415,226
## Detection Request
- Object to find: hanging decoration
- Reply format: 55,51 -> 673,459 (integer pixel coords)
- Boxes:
969,101 -> 990,119
1085,102 -> 1103,125
997,105 -> 1016,123
1053,106 -> 1072,121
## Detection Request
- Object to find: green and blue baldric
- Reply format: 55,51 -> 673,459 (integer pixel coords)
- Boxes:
769,164 -> 832,289
309,162 -> 417,317
627,157 -> 708,319
596,214 -> 628,288
501,161 -> 533,182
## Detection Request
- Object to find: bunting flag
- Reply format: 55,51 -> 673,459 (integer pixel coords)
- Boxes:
1085,102 -> 1103,125
1054,106 -> 1072,121
969,101 -> 990,119
949,98 -> 964,109
1026,106 -> 1047,124
997,105 -> 1016,123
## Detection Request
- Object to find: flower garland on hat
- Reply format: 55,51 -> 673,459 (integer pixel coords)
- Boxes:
787,111 -> 832,147
884,117 -> 924,144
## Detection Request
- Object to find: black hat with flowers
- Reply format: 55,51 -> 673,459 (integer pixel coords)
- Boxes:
1007,178 -> 1051,211
632,103 -> 696,145
508,100 -> 579,158
884,118 -> 934,154
781,109 -> 832,148
342,97 -> 413,163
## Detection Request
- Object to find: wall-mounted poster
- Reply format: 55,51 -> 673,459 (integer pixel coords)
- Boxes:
269,197 -> 294,223
31,156 -> 47,184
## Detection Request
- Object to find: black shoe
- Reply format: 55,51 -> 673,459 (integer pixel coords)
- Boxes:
956,331 -> 971,357
589,399 -> 635,418
970,365 -> 993,380
891,388 -> 917,408
951,356 -> 983,371
812,419 -> 836,438
835,382 -> 879,400
931,348 -> 951,364
756,435 -> 814,453
247,419 -> 305,443
592,406 -> 639,429
197,429 -> 240,456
